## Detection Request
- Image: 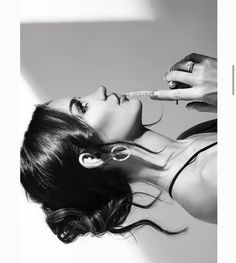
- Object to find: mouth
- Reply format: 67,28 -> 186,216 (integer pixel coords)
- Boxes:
102,86 -> 108,100
108,93 -> 128,104
120,94 -> 128,103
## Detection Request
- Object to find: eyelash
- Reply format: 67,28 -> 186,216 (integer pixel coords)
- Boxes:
75,100 -> 88,114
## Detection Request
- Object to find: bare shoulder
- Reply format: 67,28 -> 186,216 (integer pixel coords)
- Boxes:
195,135 -> 217,203
174,134 -> 217,224
194,145 -> 217,224
200,148 -> 217,185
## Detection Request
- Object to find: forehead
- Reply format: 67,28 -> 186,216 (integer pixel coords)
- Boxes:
48,97 -> 72,114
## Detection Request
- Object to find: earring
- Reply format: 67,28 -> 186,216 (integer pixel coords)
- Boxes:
111,145 -> 131,162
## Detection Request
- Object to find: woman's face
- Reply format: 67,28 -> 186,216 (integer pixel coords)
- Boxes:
48,87 -> 143,142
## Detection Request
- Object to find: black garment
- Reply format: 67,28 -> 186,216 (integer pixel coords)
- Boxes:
177,119 -> 217,140
168,119 -> 217,199
168,141 -> 217,199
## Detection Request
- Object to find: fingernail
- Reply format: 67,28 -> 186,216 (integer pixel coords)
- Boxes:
163,72 -> 168,82
169,81 -> 177,89
154,91 -> 160,95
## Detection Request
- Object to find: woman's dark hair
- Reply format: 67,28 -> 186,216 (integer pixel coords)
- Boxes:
20,103 -> 187,244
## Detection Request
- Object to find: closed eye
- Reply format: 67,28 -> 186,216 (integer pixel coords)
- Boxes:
69,98 -> 88,115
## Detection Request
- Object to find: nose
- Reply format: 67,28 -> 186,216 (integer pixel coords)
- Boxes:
81,86 -> 107,102
88,86 -> 107,101
96,86 -> 107,100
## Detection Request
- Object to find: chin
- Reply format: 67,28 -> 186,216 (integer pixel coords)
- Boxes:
134,98 -> 143,116
129,98 -> 142,111
131,99 -> 143,127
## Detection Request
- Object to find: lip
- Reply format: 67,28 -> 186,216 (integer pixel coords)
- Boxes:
107,91 -> 129,104
107,93 -> 119,104
101,86 -> 108,100
120,95 -> 128,104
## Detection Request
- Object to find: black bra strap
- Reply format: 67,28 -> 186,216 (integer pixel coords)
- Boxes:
168,141 -> 217,199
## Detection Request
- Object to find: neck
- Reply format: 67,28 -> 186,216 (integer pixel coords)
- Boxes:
120,126 -> 194,194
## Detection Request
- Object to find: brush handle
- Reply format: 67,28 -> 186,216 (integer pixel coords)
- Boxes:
121,91 -> 155,97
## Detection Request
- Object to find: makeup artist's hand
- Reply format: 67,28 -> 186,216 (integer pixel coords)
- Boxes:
151,53 -> 217,113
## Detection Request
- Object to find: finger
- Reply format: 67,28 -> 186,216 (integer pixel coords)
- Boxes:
182,53 -> 208,63
165,70 -> 195,86
150,88 -> 200,101
186,102 -> 217,113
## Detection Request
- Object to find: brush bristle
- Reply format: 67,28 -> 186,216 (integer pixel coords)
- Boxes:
121,91 -> 155,97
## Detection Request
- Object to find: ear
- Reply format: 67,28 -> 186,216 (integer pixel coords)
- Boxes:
78,153 -> 104,169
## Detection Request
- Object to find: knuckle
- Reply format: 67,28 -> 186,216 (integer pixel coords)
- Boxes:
203,58 -> 211,65
191,63 -> 200,74
173,92 -> 182,100
193,63 -> 201,70
174,95 -> 181,100
195,88 -> 204,98
195,75 -> 204,85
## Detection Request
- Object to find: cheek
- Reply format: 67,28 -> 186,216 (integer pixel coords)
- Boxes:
123,99 -> 142,122
84,105 -> 113,131
84,100 -> 142,141
114,100 -> 143,139
83,101 -> 124,133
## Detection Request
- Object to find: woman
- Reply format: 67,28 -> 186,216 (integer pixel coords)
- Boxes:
21,84 -> 217,244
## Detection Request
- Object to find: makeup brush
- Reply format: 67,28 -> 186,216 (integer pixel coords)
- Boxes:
120,91 -> 155,97
121,90 -> 179,104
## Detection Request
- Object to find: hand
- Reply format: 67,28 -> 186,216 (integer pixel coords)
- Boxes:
151,53 -> 217,113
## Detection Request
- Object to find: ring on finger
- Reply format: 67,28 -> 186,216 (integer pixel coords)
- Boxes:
186,61 -> 195,73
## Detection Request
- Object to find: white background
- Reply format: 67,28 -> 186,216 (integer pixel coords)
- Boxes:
20,1 -> 217,263
0,0 -> 235,262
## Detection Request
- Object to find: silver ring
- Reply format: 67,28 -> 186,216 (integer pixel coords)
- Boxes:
186,61 -> 195,73
111,145 -> 130,161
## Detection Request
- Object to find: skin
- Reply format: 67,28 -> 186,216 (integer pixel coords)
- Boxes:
49,86 -> 144,142
48,86 -> 217,224
151,53 -> 217,113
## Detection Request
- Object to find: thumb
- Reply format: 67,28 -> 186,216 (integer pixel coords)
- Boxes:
186,102 -> 217,113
